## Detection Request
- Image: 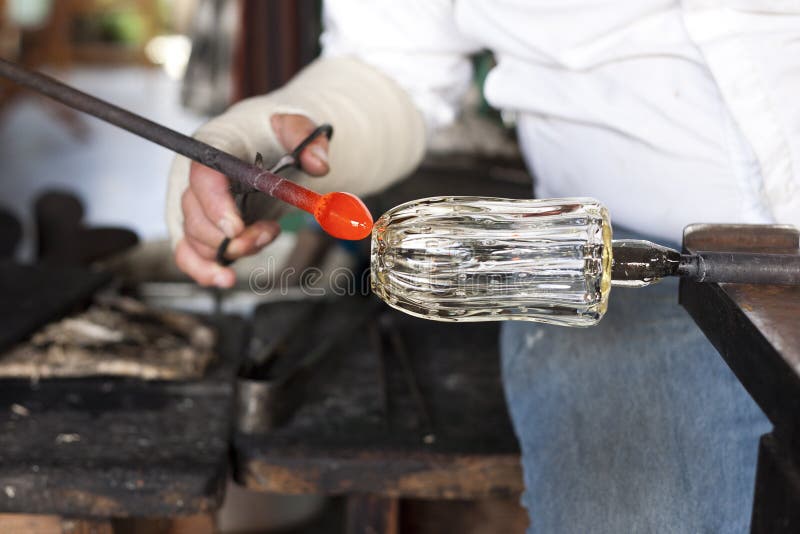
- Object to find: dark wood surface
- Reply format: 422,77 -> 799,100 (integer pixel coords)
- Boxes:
0,315 -> 246,518
679,224 -> 800,434
0,261 -> 111,353
233,296 -> 523,499
679,223 -> 800,533
750,433 -> 800,533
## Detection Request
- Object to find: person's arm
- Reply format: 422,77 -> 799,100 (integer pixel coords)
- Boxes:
167,0 -> 478,286
166,57 -> 427,286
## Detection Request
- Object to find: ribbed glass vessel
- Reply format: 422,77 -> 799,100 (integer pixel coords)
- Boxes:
370,197 -> 612,326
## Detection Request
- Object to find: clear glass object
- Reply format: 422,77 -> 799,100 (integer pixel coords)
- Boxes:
370,197 -> 612,327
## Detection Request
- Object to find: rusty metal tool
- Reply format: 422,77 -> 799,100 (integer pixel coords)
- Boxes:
367,321 -> 391,429
215,124 -> 333,266
378,313 -> 436,444
237,299 -> 379,434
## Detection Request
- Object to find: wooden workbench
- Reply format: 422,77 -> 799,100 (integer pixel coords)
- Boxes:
679,224 -> 800,533
0,314 -> 245,523
232,297 -> 523,532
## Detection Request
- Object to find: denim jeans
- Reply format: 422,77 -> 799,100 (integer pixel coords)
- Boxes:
501,275 -> 770,533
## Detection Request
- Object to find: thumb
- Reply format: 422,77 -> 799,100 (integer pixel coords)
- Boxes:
270,113 -> 330,177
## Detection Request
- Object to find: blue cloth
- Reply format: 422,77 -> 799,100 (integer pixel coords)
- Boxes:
501,275 -> 770,532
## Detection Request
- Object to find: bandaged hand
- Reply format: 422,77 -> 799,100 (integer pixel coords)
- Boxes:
173,114 -> 329,288
165,57 -> 427,288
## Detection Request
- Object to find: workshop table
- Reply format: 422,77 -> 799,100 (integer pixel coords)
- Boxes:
0,311 -> 246,532
679,224 -> 800,533
232,297 -> 523,533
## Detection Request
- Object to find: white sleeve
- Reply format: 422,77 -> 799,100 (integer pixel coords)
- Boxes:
320,0 -> 481,133
682,1 -> 800,228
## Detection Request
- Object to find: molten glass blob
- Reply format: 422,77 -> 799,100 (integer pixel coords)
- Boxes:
313,191 -> 373,240
257,175 -> 373,241
371,197 -> 612,326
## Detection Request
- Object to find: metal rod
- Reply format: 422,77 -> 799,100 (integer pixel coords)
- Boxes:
0,58 -> 291,202
678,251 -> 800,285
380,314 -> 436,444
611,240 -> 800,286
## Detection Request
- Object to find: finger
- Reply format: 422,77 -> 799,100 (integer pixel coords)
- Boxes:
184,234 -> 220,261
271,114 -> 330,177
174,239 -> 236,288
225,220 -> 281,259
182,188 -> 226,249
189,162 -> 244,238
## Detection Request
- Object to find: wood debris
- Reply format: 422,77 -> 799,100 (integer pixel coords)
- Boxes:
55,433 -> 81,444
10,403 -> 30,417
0,296 -> 217,380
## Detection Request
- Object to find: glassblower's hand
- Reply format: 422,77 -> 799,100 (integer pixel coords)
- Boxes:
174,114 -> 330,287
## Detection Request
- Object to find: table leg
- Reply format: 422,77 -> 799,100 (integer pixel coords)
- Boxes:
61,519 -> 114,534
345,495 -> 399,534
750,433 -> 800,533
163,514 -> 215,534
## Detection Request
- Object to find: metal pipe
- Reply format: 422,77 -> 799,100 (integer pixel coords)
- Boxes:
612,240 -> 800,286
0,58 -> 301,205
678,251 -> 800,285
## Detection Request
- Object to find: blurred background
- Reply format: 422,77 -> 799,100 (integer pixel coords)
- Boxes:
0,0 -> 521,269
0,0 -> 328,263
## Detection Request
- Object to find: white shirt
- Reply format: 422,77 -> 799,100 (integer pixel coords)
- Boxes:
320,0 -> 800,243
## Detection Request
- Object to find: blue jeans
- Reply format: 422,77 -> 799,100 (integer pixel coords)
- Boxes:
501,276 -> 770,532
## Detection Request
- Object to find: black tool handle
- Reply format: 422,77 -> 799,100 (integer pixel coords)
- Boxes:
679,251 -> 800,285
